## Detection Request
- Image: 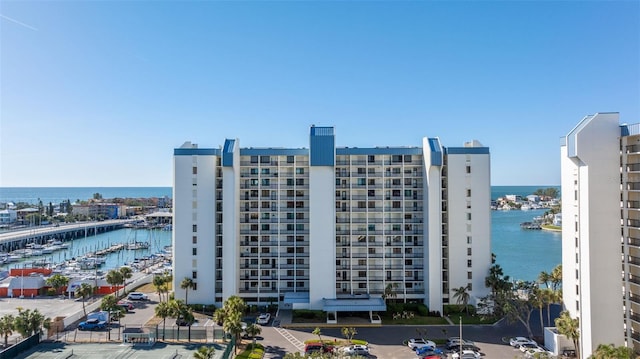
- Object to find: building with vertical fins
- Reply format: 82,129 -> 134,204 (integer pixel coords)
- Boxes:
173,126 -> 491,318
561,112 -> 636,357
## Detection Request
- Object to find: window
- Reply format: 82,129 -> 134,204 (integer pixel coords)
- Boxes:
368,179 -> 375,185
467,213 -> 471,220
296,178 -> 304,186
393,201 -> 401,208
296,168 -> 304,174
192,166 -> 197,175
357,178 -> 366,186
392,179 -> 401,186
358,259 -> 366,266
466,165 -> 471,174
287,156 -> 294,163
368,190 -> 375,197
368,201 -> 375,208
467,271 -> 472,280
404,155 -> 412,163
359,283 -> 367,289
467,248 -> 472,255
287,179 -> 294,186
357,168 -> 365,174
250,168 -> 258,175
192,225 -> 197,232
467,259 -> 472,267
368,248 -> 376,254
296,213 -> 304,219
405,259 -> 413,265
260,156 -> 270,164
262,224 -> 270,231
193,271 -> 198,279
261,179 -> 270,186
368,155 -> 375,163
466,189 -> 471,197
261,247 -> 270,254
250,156 -> 258,163
296,224 -> 304,231
192,248 -> 197,256
192,236 -> 197,244
358,271 -> 367,277
467,283 -> 472,291
261,168 -> 270,174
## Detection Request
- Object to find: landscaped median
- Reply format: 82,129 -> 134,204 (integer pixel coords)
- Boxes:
236,343 -> 264,359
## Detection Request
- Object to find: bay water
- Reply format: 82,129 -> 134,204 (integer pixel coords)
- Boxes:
0,186 -> 562,281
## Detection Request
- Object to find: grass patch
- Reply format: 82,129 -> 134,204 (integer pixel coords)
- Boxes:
292,309 -> 326,323
379,314 -> 449,325
447,312 -> 500,325
541,224 -> 561,231
236,343 -> 264,359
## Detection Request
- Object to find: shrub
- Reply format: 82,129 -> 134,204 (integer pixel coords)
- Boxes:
46,288 -> 57,296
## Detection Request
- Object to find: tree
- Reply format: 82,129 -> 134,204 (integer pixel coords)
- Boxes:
14,308 -> 50,338
76,283 -> 94,319
245,323 -> 261,344
452,285 -> 471,314
382,283 -> 398,304
590,344 -> 634,359
550,264 -> 563,291
0,314 -> 14,348
155,301 -> 171,340
106,270 -> 124,298
555,311 -> 580,359
213,308 -> 226,326
119,267 -> 133,295
46,274 -> 69,295
217,295 -> 247,353
502,281 -> 538,338
153,274 -> 167,302
180,277 -> 195,305
312,327 -> 323,343
538,271 -> 552,289
193,345 -> 216,359
342,327 -> 357,343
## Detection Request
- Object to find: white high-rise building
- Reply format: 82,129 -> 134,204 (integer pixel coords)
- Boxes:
173,127 -> 491,316
561,112 -> 637,357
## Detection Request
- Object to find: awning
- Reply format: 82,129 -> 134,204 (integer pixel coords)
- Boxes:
283,292 -> 310,304
322,297 -> 387,312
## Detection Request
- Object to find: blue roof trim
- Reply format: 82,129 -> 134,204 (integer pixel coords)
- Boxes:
223,139 -> 235,167
174,148 -> 220,156
336,147 -> 423,155
445,147 -> 490,155
310,126 -> 335,166
322,297 -> 387,312
622,123 -> 640,137
427,138 -> 442,166
240,148 -> 309,156
283,292 -> 310,304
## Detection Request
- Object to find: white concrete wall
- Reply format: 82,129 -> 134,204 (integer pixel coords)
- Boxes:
222,143 -> 240,302
561,113 -> 624,358
309,166 -> 336,309
445,150 -> 491,303
173,152 -> 217,305
423,138 -> 443,313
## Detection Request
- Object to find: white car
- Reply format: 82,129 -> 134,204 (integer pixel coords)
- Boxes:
127,292 -> 148,301
452,350 -> 481,359
510,337 -> 536,347
519,343 -> 541,352
407,338 -> 436,350
343,344 -> 370,356
256,313 -> 271,325
524,347 -> 548,358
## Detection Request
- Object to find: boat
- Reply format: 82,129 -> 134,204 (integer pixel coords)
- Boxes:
520,222 -> 541,230
127,241 -> 150,250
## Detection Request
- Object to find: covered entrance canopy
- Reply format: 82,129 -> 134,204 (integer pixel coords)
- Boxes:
322,296 -> 386,324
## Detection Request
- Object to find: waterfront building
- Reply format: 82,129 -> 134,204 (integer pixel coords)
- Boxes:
560,112 -> 637,357
173,127 -> 491,314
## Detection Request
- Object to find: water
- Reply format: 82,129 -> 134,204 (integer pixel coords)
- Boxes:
1,228 -> 172,272
0,187 -> 172,205
0,186 -> 562,281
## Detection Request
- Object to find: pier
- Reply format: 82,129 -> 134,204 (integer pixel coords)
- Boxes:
0,220 -> 135,252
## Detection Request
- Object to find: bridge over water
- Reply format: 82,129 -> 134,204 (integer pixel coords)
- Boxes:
0,220 -> 135,252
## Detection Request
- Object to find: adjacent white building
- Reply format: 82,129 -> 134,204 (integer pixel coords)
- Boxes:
560,112 -> 635,357
173,126 -> 491,315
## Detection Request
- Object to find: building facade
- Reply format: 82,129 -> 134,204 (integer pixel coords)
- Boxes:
561,112 -> 636,357
173,127 -> 491,313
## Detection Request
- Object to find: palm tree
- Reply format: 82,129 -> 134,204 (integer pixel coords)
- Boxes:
591,344 -> 634,359
0,314 -> 14,348
46,274 -> 69,295
76,283 -> 94,319
193,345 -> 216,359
14,308 -> 49,338
537,271 -> 551,289
106,269 -> 124,298
341,327 -> 357,343
155,301 -> 171,340
180,277 -> 195,305
452,285 -> 471,314
555,311 -> 580,359
245,323 -> 261,344
550,264 -> 562,291
119,267 -> 133,295
213,308 -> 226,326
382,283 -> 398,304
223,311 -> 244,354
312,327 -> 323,343
153,275 -> 166,302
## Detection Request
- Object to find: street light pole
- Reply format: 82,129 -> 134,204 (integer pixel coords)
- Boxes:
459,316 -> 462,359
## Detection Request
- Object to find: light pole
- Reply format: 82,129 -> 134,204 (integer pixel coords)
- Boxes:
459,316 -> 462,359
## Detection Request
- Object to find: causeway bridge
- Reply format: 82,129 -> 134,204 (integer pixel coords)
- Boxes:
0,220 -> 135,252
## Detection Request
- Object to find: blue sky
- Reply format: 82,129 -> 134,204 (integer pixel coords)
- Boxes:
1,1 -> 638,187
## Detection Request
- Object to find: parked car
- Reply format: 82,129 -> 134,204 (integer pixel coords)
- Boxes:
256,313 -> 271,325
519,343 -> 541,352
445,337 -> 480,351
416,346 -> 444,358
127,292 -> 148,301
117,301 -> 134,312
524,347 -> 550,358
451,350 -> 481,359
78,318 -> 107,331
408,338 -> 437,350
510,337 -> 536,347
304,343 -> 334,354
343,344 -> 370,356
